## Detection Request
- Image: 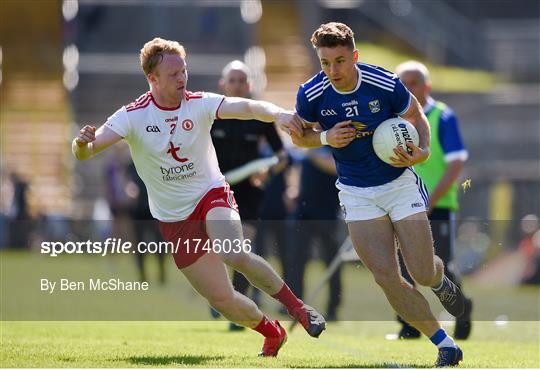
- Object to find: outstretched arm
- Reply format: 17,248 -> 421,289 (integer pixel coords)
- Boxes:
291,120 -> 356,149
72,124 -> 123,160
217,97 -> 304,136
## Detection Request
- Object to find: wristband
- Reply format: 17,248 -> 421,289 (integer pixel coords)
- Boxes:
320,130 -> 329,145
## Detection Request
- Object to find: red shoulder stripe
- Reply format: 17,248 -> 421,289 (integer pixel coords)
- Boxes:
125,93 -> 151,111
131,92 -> 151,104
126,101 -> 150,111
126,97 -> 151,112
126,91 -> 150,105
126,102 -> 151,112
135,91 -> 151,102
185,91 -> 204,101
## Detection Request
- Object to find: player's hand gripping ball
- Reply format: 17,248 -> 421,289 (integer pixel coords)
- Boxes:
372,118 -> 419,164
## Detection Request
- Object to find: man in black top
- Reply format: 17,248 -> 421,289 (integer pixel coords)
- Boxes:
211,60 -> 287,330
289,147 -> 342,320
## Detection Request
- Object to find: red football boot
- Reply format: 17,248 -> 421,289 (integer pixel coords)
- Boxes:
258,320 -> 287,357
288,304 -> 326,338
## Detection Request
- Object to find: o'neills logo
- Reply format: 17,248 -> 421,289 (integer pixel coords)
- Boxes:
160,164 -> 196,181
342,99 -> 358,107
398,123 -> 414,154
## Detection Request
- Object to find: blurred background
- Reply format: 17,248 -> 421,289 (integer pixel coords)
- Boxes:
0,0 -> 539,320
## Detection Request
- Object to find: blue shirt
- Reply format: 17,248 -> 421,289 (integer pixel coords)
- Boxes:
424,97 -> 468,162
296,63 -> 412,187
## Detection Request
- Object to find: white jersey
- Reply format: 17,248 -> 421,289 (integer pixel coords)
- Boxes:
105,91 -> 226,222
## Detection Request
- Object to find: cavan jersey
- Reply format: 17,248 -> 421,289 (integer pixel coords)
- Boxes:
105,91 -> 227,222
296,63 -> 412,187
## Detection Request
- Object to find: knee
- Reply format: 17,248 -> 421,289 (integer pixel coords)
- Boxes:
371,268 -> 401,289
410,268 -> 436,287
222,251 -> 252,271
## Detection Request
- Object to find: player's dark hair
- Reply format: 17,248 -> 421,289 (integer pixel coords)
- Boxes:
310,22 -> 355,50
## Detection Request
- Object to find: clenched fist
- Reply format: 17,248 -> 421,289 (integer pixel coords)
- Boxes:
75,125 -> 97,147
326,121 -> 356,148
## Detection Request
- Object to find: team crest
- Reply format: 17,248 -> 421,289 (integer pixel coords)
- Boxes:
368,100 -> 380,113
182,119 -> 194,131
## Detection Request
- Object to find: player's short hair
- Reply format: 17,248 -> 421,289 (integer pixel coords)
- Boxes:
310,22 -> 355,50
221,60 -> 251,81
140,37 -> 186,75
395,60 -> 430,83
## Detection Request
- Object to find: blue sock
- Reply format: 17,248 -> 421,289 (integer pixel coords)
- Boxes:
430,328 -> 457,349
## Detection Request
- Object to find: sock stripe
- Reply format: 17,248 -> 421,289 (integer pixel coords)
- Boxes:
430,328 -> 447,346
432,278 -> 444,291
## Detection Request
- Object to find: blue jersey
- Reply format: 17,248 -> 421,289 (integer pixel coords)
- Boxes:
425,99 -> 468,162
296,63 -> 412,187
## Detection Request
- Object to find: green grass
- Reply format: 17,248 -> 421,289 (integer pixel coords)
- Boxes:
2,251 -> 538,321
356,43 -> 496,93
1,251 -> 539,367
1,321 -> 539,368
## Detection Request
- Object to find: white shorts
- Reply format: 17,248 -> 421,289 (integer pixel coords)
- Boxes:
337,168 -> 429,223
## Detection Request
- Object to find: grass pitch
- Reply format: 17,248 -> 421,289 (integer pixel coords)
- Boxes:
1,251 -> 539,367
1,321 -> 539,368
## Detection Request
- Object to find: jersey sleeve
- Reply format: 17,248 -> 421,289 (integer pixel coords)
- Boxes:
391,77 -> 412,116
295,86 -> 317,123
264,123 -> 284,152
439,108 -> 469,162
104,106 -> 130,140
203,92 -> 226,125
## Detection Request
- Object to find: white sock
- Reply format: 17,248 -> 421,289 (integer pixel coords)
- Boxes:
432,278 -> 444,291
437,334 -> 457,349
